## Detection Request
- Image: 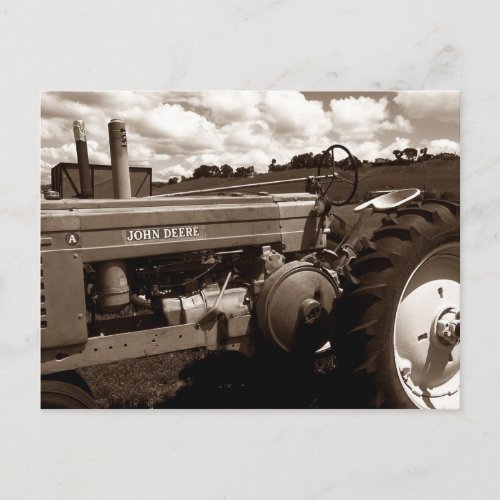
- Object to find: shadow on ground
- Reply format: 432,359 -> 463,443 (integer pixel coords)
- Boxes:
82,347 -> 373,408
154,350 -> 358,409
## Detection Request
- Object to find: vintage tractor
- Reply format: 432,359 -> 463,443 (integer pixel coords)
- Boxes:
40,120 -> 460,409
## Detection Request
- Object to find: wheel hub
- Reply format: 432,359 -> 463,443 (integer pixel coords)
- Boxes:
393,243 -> 460,408
256,261 -> 340,352
300,298 -> 321,325
434,308 -> 460,346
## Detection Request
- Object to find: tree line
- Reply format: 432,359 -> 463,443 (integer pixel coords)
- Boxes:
388,147 -> 458,165
162,164 -> 257,185
268,152 -> 362,172
159,146 -> 458,185
192,164 -> 255,179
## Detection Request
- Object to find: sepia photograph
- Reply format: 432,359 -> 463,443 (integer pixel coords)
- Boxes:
40,91 -> 460,409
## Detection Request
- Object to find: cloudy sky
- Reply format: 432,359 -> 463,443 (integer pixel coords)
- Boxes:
41,91 -> 459,182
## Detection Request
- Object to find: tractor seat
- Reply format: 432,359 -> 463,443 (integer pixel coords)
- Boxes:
354,188 -> 421,213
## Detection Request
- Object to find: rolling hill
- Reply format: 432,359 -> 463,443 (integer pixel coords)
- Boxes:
152,158 -> 459,202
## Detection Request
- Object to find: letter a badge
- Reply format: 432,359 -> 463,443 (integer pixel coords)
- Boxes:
65,232 -> 79,245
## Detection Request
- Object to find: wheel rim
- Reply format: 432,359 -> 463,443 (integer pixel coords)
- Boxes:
393,242 -> 460,409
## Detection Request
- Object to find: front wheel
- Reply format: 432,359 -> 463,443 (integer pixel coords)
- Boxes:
41,371 -> 96,409
334,200 -> 460,409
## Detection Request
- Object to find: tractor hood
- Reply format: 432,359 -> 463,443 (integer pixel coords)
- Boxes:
41,193 -> 324,262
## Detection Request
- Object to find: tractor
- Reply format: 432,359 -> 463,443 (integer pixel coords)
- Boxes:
40,120 -> 460,409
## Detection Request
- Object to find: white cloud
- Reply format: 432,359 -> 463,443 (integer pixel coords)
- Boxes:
41,117 -> 73,147
186,153 -> 220,165
41,140 -> 109,167
337,137 -> 413,162
221,120 -> 272,150
221,149 -> 271,172
263,91 -> 331,139
123,103 -> 222,153
40,160 -> 53,184
377,137 -> 412,159
86,140 -> 110,164
339,136 -> 459,163
155,153 -> 170,161
199,91 -> 262,123
330,96 -> 412,141
422,138 -> 460,155
394,91 -> 459,123
349,141 -> 383,162
128,144 -> 172,167
40,140 -> 110,183
41,94 -> 97,120
381,114 -> 413,133
155,164 -> 192,181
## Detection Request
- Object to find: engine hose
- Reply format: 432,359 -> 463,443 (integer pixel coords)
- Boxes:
130,294 -> 152,308
195,271 -> 232,329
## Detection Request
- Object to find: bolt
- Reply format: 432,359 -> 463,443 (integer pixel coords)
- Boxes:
304,307 -> 320,325
401,367 -> 411,381
73,253 -> 78,259
78,313 -> 83,319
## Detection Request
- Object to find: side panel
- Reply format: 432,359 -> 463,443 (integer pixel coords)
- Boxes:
41,249 -> 88,348
277,200 -> 325,252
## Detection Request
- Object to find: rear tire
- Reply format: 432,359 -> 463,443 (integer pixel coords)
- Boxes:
334,200 -> 460,409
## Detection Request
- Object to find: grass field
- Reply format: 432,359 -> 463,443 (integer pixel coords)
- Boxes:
154,158 -> 459,201
80,349 -> 342,409
79,159 -> 459,408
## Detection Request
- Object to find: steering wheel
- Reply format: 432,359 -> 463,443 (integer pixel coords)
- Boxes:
317,144 -> 359,206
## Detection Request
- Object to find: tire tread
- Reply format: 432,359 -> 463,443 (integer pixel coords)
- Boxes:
334,200 -> 460,408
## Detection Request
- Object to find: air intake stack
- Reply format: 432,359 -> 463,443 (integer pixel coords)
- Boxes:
94,119 -> 132,312
108,119 -> 132,199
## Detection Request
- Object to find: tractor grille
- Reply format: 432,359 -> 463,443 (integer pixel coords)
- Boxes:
41,257 -> 47,331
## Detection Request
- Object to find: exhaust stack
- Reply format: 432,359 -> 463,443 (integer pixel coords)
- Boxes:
108,119 -> 132,199
73,120 -> 93,198
97,119 -> 132,311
